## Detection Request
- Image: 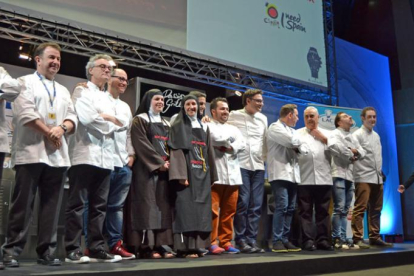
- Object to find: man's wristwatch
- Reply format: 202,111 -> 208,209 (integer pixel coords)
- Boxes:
59,124 -> 68,133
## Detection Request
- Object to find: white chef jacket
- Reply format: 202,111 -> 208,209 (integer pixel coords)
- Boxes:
69,81 -> 128,170
267,120 -> 301,183
294,127 -> 333,185
208,119 -> 245,185
109,94 -> 134,167
0,67 -> 20,153
328,127 -> 366,182
352,125 -> 383,184
11,72 -> 77,167
227,108 -> 267,171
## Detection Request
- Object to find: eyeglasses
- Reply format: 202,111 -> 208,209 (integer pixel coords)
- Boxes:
93,64 -> 113,72
251,98 -> 263,104
112,75 -> 129,85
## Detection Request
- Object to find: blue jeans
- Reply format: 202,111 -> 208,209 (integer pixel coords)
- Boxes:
270,180 -> 297,244
234,168 -> 265,244
332,177 -> 354,242
106,166 -> 132,248
82,166 -> 132,248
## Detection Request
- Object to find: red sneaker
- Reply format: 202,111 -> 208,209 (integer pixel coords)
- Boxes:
110,241 -> 136,260
208,245 -> 225,255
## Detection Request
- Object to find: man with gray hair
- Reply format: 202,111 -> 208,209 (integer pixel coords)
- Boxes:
2,43 -> 77,267
294,106 -> 333,251
65,54 -> 127,263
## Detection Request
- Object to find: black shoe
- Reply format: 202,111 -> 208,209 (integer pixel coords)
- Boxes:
3,254 -> 19,268
65,250 -> 90,264
303,240 -> 316,251
37,255 -> 62,266
0,262 -> 4,270
272,241 -> 288,253
89,250 -> 122,263
236,241 -> 256,254
283,241 -> 302,252
369,239 -> 393,247
198,248 -> 208,256
248,243 -> 265,253
317,241 -> 334,251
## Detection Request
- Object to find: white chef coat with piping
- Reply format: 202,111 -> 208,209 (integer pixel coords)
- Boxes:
208,119 -> 245,185
294,127 -> 333,185
328,127 -> 366,182
109,94 -> 134,167
227,108 -> 267,171
352,125 -> 383,184
0,67 -> 20,153
69,81 -> 128,170
267,119 -> 301,183
11,72 -> 77,167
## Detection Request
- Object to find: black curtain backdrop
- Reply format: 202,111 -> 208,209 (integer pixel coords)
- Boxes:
410,0 -> 414,22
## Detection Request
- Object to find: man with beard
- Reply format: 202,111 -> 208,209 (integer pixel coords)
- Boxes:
208,97 -> 245,254
352,107 -> 392,248
328,112 -> 365,250
2,43 -> 77,267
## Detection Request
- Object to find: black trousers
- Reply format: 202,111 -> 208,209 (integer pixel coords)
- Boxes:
2,163 -> 66,258
297,185 -> 332,245
65,164 -> 111,254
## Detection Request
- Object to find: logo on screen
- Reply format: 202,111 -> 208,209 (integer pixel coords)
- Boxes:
266,3 -> 278,19
319,109 -> 357,131
263,3 -> 306,33
307,47 -> 322,79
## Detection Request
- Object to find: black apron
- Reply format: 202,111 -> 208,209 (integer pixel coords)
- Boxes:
172,127 -> 212,233
149,122 -> 169,161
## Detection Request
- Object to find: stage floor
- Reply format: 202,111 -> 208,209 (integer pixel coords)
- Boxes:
4,242 -> 414,276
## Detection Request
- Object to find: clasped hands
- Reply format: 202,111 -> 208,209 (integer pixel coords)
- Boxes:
47,126 -> 64,149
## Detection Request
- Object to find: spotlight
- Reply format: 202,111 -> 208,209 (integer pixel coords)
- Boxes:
18,43 -> 33,61
19,53 -> 31,60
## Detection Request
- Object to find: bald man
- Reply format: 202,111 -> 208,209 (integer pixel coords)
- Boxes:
105,69 -> 136,259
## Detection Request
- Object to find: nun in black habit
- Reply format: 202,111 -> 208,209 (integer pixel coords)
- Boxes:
168,94 -> 218,258
124,89 -> 174,259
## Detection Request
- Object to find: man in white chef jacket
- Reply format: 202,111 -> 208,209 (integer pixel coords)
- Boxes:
0,66 -> 21,271
208,97 -> 245,255
294,106 -> 333,251
105,68 -> 136,259
351,107 -> 392,248
2,43 -> 77,267
267,104 -> 302,253
228,89 -> 267,254
65,54 -> 126,264
328,112 -> 365,250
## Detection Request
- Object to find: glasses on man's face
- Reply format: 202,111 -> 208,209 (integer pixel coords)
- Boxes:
251,98 -> 263,104
112,75 -> 129,85
94,64 -> 113,72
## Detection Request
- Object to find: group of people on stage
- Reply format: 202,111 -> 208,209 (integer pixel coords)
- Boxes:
0,42 -> 396,270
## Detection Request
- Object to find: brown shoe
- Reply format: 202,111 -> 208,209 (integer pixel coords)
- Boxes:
369,239 -> 393,247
